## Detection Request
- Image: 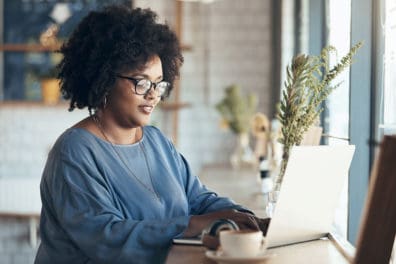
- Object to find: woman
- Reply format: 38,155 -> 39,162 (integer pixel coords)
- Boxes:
35,5 -> 268,264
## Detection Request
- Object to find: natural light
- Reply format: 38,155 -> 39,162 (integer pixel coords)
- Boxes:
382,0 -> 396,136
327,0 -> 351,240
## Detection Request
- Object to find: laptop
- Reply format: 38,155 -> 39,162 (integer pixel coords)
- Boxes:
266,145 -> 355,248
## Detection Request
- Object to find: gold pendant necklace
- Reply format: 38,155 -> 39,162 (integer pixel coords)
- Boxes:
92,115 -> 160,201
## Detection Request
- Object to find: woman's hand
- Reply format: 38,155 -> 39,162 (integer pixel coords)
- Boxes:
256,217 -> 271,235
182,209 -> 260,238
183,210 -> 271,250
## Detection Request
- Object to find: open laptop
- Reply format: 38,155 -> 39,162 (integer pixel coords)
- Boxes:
266,145 -> 355,248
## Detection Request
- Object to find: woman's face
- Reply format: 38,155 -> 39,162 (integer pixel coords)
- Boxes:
106,55 -> 163,128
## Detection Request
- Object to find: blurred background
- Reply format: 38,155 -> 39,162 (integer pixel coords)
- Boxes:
0,0 -> 395,263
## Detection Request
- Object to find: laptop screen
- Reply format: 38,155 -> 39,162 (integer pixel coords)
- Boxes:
266,145 -> 355,248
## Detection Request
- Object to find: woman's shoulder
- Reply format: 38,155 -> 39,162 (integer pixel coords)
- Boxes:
143,125 -> 175,148
143,125 -> 168,141
52,128 -> 100,156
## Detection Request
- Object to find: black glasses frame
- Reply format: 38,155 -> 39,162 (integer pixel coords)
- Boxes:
115,74 -> 170,97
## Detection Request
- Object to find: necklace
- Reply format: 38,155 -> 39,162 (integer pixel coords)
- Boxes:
92,115 -> 160,201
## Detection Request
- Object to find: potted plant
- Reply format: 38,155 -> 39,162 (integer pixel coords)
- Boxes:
32,54 -> 61,105
275,42 -> 363,188
216,84 -> 258,168
39,67 -> 60,105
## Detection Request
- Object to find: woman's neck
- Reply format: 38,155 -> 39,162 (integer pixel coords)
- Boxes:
92,113 -> 141,145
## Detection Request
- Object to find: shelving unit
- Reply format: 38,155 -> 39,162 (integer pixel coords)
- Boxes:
0,43 -> 59,52
164,0 -> 192,145
0,0 -> 191,144
159,101 -> 191,111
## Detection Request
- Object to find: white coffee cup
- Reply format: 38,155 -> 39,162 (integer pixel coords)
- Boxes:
219,230 -> 266,258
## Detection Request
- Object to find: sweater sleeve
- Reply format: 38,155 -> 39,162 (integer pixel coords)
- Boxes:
164,138 -> 252,215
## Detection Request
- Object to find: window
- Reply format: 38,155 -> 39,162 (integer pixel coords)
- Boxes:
291,0 -> 391,249
327,0 -> 352,239
327,0 -> 351,144
377,1 -> 396,258
380,0 -> 396,137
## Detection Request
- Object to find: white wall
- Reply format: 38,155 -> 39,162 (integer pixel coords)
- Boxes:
0,105 -> 87,178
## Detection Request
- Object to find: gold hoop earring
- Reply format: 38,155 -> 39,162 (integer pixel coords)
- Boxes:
103,96 -> 107,108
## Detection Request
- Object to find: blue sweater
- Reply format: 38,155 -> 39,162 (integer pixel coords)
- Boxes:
35,126 -> 247,264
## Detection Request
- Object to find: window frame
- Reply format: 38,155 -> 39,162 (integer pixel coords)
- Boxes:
306,0 -> 378,245
348,0 -> 375,244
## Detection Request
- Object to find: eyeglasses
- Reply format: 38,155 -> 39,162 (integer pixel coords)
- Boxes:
116,74 -> 171,97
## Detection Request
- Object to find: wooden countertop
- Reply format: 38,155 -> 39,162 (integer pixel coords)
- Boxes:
166,237 -> 351,264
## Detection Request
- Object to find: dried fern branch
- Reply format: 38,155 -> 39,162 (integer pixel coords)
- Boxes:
276,42 -> 362,186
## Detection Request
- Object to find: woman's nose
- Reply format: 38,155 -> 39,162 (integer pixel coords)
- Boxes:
144,87 -> 158,100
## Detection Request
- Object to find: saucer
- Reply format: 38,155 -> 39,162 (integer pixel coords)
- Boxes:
205,249 -> 275,264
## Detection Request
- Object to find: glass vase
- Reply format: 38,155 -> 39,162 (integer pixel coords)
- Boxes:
230,133 -> 255,169
265,182 -> 281,217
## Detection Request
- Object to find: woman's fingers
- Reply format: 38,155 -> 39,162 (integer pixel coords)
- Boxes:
202,233 -> 220,250
227,211 -> 260,231
184,210 -> 263,238
256,217 -> 271,235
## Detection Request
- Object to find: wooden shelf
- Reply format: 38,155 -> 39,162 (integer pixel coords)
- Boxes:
0,43 -> 60,52
0,1 -> 191,145
0,100 -> 68,108
0,100 -> 189,110
159,101 -> 191,111
0,43 -> 191,53
0,100 -> 191,111
181,44 -> 193,51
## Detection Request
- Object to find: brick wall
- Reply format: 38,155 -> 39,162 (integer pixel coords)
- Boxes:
0,218 -> 38,264
0,105 -> 87,179
0,105 -> 87,263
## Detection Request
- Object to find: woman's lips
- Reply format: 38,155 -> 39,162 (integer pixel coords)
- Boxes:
139,105 -> 154,114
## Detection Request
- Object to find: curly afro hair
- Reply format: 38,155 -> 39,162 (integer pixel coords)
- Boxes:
58,5 -> 184,113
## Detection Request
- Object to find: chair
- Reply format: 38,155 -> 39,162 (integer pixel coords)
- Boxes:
353,135 -> 396,264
